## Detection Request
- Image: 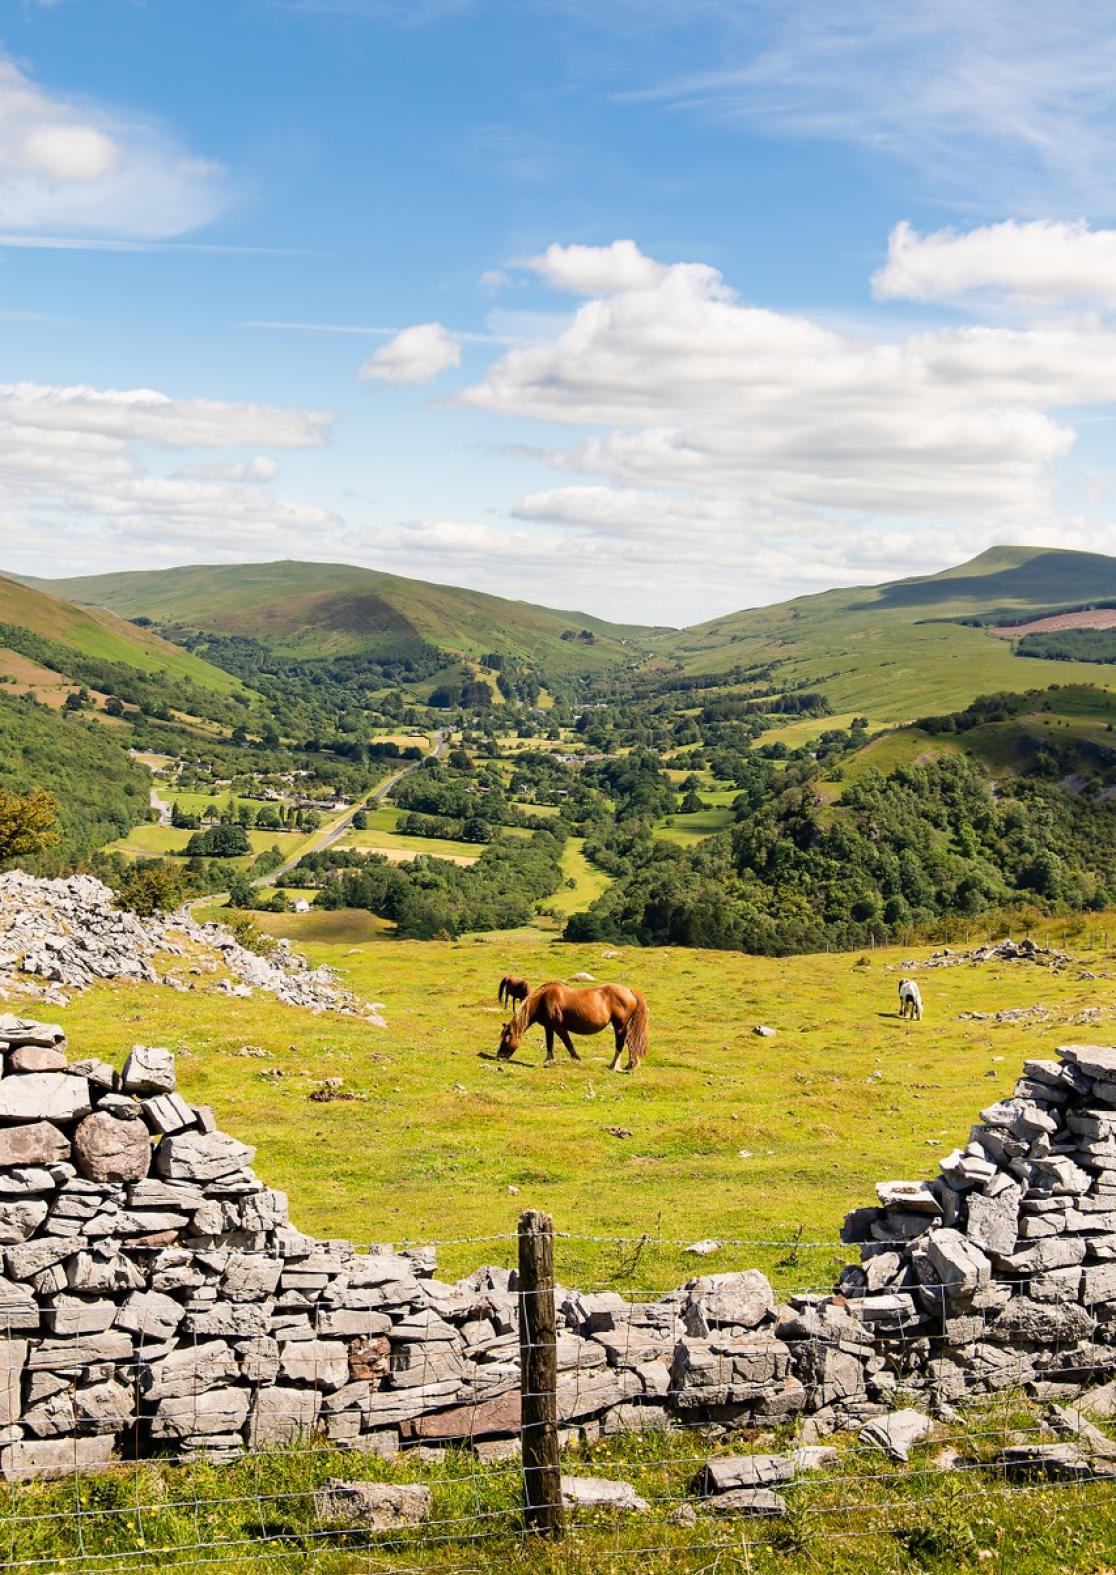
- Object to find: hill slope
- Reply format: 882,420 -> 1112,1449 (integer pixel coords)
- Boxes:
660,546 -> 1116,719
0,575 -> 242,696
30,561 -> 660,672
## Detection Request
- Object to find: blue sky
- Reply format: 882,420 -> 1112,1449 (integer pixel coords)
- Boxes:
6,0 -> 1116,623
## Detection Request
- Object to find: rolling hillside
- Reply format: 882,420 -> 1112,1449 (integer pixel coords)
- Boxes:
659,545 -> 1116,720
30,561 -> 659,673
0,575 -> 243,697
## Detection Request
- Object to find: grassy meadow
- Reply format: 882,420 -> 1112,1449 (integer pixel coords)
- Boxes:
54,917 -> 1116,1293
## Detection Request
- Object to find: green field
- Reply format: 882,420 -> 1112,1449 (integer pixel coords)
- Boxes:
654,804 -> 736,844
337,804 -> 483,862
106,823 -> 310,866
53,917 -> 1116,1291
547,837 -> 612,915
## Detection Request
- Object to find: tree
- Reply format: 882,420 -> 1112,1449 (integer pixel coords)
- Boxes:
0,788 -> 58,864
104,695 -> 125,717
351,808 -> 368,830
115,859 -> 190,916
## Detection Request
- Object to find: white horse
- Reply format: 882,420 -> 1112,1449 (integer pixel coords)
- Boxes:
898,978 -> 923,1020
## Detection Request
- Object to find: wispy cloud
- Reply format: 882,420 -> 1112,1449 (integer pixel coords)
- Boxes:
241,318 -> 521,344
0,235 -> 309,255
631,0 -> 1116,213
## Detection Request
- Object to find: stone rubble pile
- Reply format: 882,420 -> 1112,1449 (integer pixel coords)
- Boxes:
0,1015 -> 1113,1484
0,872 -> 385,1025
906,938 -> 1071,970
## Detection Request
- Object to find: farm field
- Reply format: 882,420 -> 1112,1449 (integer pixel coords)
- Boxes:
654,804 -> 736,844
105,823 -> 310,866
55,917 -> 1116,1292
336,804 -> 484,863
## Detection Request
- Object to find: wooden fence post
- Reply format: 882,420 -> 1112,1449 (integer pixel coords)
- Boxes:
518,1209 -> 564,1538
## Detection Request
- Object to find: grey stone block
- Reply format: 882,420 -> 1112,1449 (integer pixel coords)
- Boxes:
0,1075 -> 91,1125
121,1047 -> 175,1097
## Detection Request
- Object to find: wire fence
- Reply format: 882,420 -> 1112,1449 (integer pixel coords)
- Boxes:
0,1216 -> 1115,1572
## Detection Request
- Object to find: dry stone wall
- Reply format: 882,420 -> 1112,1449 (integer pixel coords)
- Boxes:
0,1014 -> 1112,1479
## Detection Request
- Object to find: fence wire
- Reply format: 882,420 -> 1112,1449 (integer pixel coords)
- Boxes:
0,1231 -> 1114,1571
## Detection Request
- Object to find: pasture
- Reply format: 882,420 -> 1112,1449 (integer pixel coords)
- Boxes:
55,920 -> 1116,1292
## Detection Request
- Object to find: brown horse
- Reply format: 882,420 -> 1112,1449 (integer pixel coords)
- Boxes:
498,975 -> 530,1009
497,981 -> 649,1071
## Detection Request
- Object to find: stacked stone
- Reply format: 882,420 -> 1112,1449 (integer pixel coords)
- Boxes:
4,1017 -> 1116,1482
0,871 -> 386,1024
835,1043 -> 1116,1414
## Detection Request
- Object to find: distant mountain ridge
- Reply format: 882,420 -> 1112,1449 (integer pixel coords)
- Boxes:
28,560 -> 662,673
24,543 -> 1116,720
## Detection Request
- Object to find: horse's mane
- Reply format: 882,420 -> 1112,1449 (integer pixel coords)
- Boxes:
512,981 -> 560,1035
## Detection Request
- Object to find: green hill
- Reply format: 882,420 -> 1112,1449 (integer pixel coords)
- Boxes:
0,575 -> 242,696
31,561 -> 660,673
659,546 -> 1116,720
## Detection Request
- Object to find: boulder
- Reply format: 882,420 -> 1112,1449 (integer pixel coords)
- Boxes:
561,1475 -> 649,1512
684,1270 -> 773,1330
859,1409 -> 933,1462
8,1047 -> 66,1074
248,1387 -> 321,1447
313,1479 -> 431,1528
72,1113 -> 151,1184
155,1131 -> 255,1183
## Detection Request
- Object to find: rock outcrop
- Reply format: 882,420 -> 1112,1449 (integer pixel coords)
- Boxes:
0,873 -> 384,1024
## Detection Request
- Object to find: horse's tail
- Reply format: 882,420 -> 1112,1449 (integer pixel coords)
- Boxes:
498,978 -> 508,1007
627,989 -> 649,1069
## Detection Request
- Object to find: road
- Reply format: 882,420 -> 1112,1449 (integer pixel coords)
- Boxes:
181,730 -> 446,915
250,728 -> 447,890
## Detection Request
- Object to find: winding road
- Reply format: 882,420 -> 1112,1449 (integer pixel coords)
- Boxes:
250,728 -> 447,891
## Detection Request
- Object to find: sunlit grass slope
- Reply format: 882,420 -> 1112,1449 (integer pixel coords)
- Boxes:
56,918 -> 1116,1290
658,546 -> 1116,720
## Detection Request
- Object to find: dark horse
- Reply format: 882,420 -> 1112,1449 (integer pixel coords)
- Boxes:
498,975 -> 530,1009
497,981 -> 649,1071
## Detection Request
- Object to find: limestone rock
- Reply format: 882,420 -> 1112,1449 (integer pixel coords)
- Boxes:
0,1122 -> 70,1168
561,1475 -> 649,1512
313,1479 -> 431,1528
859,1409 -> 933,1462
8,1047 -> 66,1074
248,1387 -> 321,1447
155,1131 -> 254,1183
72,1113 -> 151,1184
0,1075 -> 91,1125
121,1046 -> 175,1096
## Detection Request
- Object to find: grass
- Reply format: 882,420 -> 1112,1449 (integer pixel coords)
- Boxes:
53,918 -> 1116,1292
337,805 -> 484,863
8,1375 -> 1116,1572
547,838 -> 612,916
105,824 -> 311,867
654,805 -> 735,845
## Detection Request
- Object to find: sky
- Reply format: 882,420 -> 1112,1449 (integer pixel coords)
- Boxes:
6,1 -> 1116,625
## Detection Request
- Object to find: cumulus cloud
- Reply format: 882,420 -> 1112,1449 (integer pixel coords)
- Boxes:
359,322 -> 462,385
0,53 -> 227,236
174,457 -> 281,482
522,239 -> 670,295
460,240 -> 1114,524
0,381 -> 337,576
874,219 -> 1116,307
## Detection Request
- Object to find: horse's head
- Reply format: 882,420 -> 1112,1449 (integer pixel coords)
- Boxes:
497,1019 -> 520,1060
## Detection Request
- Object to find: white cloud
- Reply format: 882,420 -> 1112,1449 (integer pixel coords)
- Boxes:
174,457 -> 281,482
522,239 -> 670,295
0,53 -> 227,236
0,380 -> 339,578
874,219 -> 1116,307
359,322 -> 462,384
0,384 -> 332,449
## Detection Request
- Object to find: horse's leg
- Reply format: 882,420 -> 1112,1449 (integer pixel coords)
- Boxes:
556,1026 -> 580,1060
544,1025 -> 555,1064
609,1021 -> 626,1071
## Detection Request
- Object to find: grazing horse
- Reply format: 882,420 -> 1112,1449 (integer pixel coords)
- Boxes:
898,978 -> 923,1020
497,981 -> 649,1071
498,975 -> 530,1009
